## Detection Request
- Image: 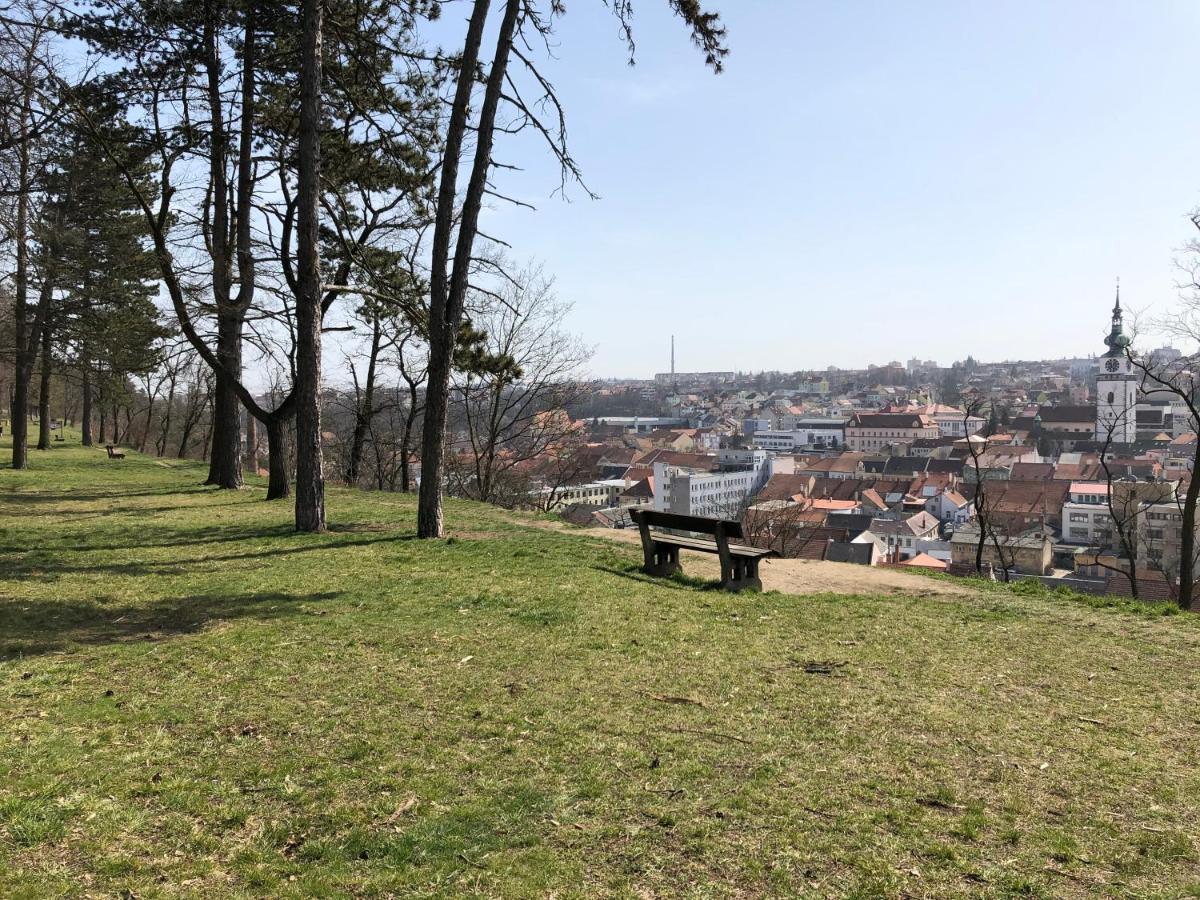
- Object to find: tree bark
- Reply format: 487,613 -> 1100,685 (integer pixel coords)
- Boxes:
418,0 -> 519,538
1178,442 -> 1200,610
81,369 -> 93,446
346,317 -> 381,486
10,79 -> 33,470
293,0 -> 326,531
265,417 -> 292,500
245,409 -> 259,474
206,314 -> 244,487
36,324 -> 52,450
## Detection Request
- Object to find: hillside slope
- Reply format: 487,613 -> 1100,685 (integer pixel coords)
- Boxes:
2,443 -> 1199,898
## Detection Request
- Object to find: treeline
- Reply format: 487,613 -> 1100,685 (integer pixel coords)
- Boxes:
1,0 -> 727,536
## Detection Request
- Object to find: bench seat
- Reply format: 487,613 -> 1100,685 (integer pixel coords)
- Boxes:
630,509 -> 775,592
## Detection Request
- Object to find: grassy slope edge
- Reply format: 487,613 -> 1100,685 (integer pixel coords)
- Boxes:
2,441 -> 1199,898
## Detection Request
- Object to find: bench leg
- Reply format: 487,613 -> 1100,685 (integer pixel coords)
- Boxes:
723,557 -> 763,593
644,542 -> 681,578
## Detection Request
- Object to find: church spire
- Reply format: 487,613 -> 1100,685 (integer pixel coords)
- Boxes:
1104,277 -> 1130,357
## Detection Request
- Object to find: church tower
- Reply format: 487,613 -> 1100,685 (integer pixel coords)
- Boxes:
1095,286 -> 1137,445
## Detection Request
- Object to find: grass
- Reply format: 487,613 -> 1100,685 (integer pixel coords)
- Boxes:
2,439 -> 1200,897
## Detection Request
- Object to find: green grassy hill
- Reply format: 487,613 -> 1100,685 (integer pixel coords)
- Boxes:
2,442 -> 1199,898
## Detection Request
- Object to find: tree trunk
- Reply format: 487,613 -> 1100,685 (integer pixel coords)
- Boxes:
346,317 -> 381,486
81,370 -> 93,446
265,416 -> 291,500
10,93 -> 32,470
157,367 -> 178,456
11,367 -> 31,468
245,410 -> 259,474
293,0 -> 326,532
400,407 -> 416,493
36,325 -> 52,450
1178,442 -> 1200,610
205,314 -> 244,487
417,0 -> 520,537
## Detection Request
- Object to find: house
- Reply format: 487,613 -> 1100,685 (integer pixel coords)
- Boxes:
925,488 -> 972,525
949,526 -> 1054,575
1060,482 -> 1112,545
900,552 -> 948,571
845,413 -> 939,452
825,542 -> 879,566
865,511 -> 941,560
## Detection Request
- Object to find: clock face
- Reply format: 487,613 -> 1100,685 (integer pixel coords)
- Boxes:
1105,358 -> 1121,373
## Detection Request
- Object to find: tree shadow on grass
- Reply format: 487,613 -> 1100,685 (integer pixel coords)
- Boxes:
2,529 -> 421,580
1,590 -> 343,660
592,564 -> 722,592
1,485 -> 216,505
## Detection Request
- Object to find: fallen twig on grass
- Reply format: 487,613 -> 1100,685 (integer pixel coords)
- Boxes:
665,725 -> 751,745
641,691 -> 707,707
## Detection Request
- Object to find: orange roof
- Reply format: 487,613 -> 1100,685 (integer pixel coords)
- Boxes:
809,498 -> 859,511
901,553 -> 948,570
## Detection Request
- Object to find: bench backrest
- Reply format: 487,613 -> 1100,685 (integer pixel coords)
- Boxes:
630,508 -> 744,540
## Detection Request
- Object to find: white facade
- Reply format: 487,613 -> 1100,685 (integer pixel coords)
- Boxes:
933,412 -> 986,438
540,479 -> 627,510
652,452 -> 775,518
1095,295 -> 1138,444
753,430 -> 801,452
1096,354 -> 1138,444
1061,483 -> 1112,545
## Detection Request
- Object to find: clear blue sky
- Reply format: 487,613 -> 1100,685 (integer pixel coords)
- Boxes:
477,0 -> 1200,378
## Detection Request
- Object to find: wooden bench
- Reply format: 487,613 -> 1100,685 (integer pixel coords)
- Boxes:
630,509 -> 776,592
105,445 -> 126,459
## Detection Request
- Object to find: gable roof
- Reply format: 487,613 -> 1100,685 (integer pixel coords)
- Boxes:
825,542 -> 875,565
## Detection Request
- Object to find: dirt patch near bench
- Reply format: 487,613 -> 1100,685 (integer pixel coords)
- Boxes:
534,520 -> 975,600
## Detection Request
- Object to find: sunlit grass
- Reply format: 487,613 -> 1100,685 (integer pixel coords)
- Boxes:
2,438 -> 1199,897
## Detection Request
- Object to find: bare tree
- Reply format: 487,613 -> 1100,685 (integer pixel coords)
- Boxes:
0,3 -> 58,469
446,270 -> 591,507
961,399 -> 1011,581
1092,408 -> 1159,600
1122,224 -> 1200,609
416,0 -> 728,537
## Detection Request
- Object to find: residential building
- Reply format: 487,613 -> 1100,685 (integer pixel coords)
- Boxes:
845,413 -> 939,452
1061,483 -> 1113,545
949,527 -> 1054,575
865,511 -> 941,560
652,451 -> 776,518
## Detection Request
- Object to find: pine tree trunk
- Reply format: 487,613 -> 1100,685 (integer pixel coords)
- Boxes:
417,0 -> 520,537
81,370 -> 93,447
11,368 -> 30,468
10,94 -> 31,471
205,313 -> 244,487
36,325 -> 52,450
266,417 -> 291,500
293,0 -> 325,532
417,353 -> 450,534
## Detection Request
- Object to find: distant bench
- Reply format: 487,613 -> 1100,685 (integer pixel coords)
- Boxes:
630,509 -> 776,592
105,445 -> 126,459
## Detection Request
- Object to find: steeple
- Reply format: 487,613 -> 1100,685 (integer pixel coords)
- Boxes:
1103,278 -> 1130,357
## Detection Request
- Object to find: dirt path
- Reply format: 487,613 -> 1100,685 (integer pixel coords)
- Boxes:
529,520 -> 975,600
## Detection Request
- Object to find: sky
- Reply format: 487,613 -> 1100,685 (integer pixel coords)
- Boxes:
465,0 -> 1200,378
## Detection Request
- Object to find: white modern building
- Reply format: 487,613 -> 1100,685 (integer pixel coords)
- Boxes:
652,450 -> 777,518
1061,482 -> 1113,545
